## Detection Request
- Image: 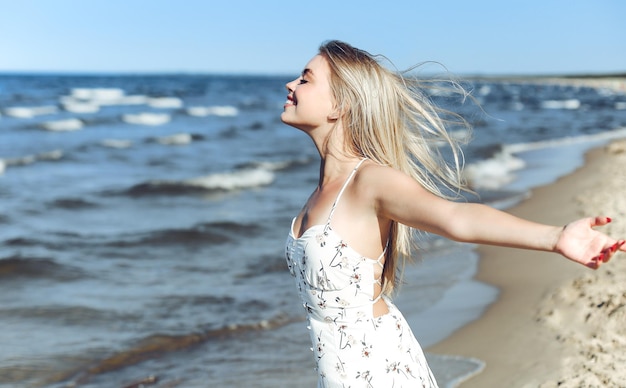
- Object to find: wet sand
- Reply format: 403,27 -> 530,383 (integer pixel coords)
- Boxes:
430,138 -> 626,387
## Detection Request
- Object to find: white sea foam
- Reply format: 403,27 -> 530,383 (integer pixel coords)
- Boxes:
65,88 -> 148,107
11,155 -> 37,165
103,95 -> 149,106
540,99 -> 581,110
70,88 -> 125,101
11,155 -> 36,166
37,150 -> 63,161
122,113 -> 171,126
186,105 -> 238,117
0,159 -> 5,174
243,157 -> 313,172
249,160 -> 293,171
477,84 -> 491,96
60,100 -> 100,114
155,133 -> 192,145
148,97 -> 184,109
185,168 -> 274,191
3,150 -> 63,167
101,139 -> 133,149
464,127 -> 626,190
464,150 -> 526,190
615,102 -> 626,110
41,118 -> 83,131
4,105 -> 58,118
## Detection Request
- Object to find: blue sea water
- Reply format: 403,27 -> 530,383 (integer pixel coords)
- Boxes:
1,73 -> 625,387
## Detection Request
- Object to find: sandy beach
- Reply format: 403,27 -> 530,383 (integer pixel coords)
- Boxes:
430,138 -> 626,387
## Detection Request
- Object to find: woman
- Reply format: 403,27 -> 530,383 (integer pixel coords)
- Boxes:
282,40 -> 624,387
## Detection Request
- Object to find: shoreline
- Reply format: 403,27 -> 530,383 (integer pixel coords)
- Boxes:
429,139 -> 626,386
464,75 -> 626,93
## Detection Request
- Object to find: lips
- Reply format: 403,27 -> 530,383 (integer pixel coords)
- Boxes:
284,95 -> 296,107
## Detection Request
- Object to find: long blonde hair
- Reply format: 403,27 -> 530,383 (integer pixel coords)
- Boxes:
319,40 -> 471,294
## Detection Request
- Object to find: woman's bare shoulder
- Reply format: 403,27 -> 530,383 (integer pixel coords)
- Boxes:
353,161 -> 419,200
357,161 -> 414,187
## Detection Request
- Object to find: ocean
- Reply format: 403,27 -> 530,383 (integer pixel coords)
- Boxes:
1,73 -> 625,388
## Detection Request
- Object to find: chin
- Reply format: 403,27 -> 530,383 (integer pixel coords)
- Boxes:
280,112 -> 296,126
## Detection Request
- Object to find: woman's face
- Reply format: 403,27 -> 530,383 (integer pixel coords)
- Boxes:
281,55 -> 336,132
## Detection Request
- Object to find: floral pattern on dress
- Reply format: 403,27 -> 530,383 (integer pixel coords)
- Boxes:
286,159 -> 438,387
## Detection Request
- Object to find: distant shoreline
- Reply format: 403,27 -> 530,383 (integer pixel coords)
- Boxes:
465,72 -> 626,79
465,74 -> 626,93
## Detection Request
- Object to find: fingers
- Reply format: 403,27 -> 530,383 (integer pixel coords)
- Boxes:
605,241 -> 624,261
592,240 -> 625,267
592,216 -> 612,227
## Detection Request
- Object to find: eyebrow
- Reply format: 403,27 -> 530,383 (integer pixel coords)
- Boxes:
301,68 -> 313,77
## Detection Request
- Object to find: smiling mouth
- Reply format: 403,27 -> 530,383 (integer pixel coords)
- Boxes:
285,95 -> 296,106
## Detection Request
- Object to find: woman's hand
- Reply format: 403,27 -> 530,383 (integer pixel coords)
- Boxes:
555,216 -> 626,269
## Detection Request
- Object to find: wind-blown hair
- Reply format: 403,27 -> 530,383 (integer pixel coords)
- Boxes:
318,40 -> 471,295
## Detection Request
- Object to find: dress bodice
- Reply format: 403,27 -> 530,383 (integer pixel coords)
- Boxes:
284,159 -> 384,322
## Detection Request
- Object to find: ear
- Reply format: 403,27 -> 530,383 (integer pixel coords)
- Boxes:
327,104 -> 345,121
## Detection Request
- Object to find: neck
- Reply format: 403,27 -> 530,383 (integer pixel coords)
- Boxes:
317,156 -> 360,186
301,122 -> 362,187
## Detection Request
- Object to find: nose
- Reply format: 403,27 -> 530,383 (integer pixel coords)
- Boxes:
285,78 -> 298,92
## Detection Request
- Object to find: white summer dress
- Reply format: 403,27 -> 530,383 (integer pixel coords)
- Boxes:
285,159 -> 438,387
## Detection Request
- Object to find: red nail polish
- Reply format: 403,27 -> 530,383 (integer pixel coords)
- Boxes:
607,217 -> 612,223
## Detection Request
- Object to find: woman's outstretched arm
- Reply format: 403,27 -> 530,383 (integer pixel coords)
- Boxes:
366,164 -> 625,269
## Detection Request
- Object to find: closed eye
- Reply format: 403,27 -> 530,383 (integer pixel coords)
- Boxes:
298,78 -> 308,85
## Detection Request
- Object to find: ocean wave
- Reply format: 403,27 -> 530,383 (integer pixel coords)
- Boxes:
0,254 -> 84,281
121,112 -> 171,126
100,139 -> 133,149
125,168 -> 274,196
4,221 -> 259,250
151,132 -> 203,146
60,100 -> 100,114
1,150 -> 63,170
186,105 -> 238,117
3,105 -> 58,118
464,127 -> 626,190
0,305 -> 137,326
106,221 -> 261,247
63,312 -> 300,384
47,197 -> 99,210
237,255 -> 288,278
63,88 -> 149,107
237,157 -> 314,172
40,118 -> 83,131
147,97 -> 183,109
5,231 -> 90,251
540,99 -> 581,110
70,87 -> 126,101
463,150 -> 525,190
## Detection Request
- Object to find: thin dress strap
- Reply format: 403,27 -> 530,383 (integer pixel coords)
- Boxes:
324,158 -> 368,228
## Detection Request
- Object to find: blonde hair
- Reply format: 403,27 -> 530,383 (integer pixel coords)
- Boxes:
319,40 -> 471,294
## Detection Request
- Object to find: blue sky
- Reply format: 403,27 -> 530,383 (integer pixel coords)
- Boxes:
0,0 -> 624,76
